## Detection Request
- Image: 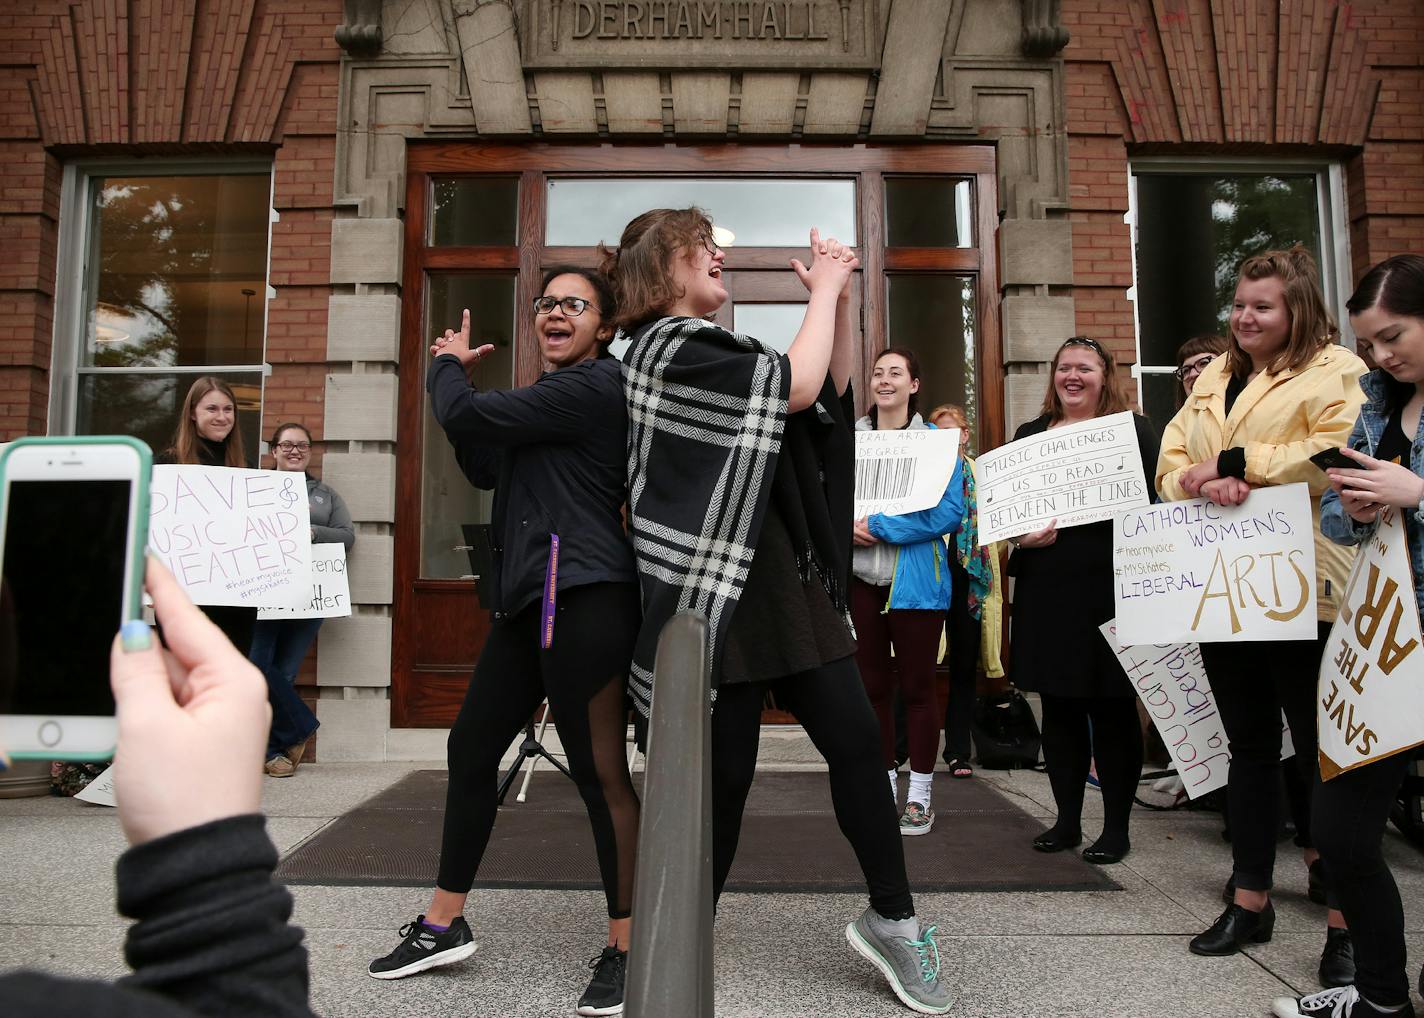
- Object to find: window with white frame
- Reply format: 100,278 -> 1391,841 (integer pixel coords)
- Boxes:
1128,161 -> 1351,436
52,163 -> 273,458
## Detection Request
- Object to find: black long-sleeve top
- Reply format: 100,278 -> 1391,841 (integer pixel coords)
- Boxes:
0,814 -> 312,1017
426,353 -> 637,619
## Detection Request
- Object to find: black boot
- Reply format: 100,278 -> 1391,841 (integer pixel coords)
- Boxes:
1317,927 -> 1355,988
1189,902 -> 1276,956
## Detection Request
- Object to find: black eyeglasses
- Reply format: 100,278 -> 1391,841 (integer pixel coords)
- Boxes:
275,441 -> 311,453
533,295 -> 599,317
1175,355 -> 1216,380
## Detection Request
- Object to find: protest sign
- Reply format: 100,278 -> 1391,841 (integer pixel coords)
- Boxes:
74,765 -> 116,807
1318,508 -> 1424,779
854,428 -> 960,517
258,543 -> 352,620
975,411 -> 1149,545
1112,483 -> 1316,645
149,466 -> 311,608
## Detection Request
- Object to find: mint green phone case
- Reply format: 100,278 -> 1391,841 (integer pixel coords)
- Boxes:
0,435 -> 152,761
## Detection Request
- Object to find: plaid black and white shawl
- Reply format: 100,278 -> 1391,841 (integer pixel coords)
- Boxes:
621,316 -> 790,719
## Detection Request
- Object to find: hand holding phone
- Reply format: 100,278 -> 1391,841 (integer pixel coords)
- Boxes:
1310,447 -> 1355,473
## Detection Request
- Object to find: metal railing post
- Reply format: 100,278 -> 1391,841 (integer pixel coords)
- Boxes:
625,610 -> 715,1018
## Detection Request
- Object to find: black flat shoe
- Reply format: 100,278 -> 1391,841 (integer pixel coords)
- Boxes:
1318,927 -> 1355,988
1032,828 -> 1083,853
1189,902 -> 1275,956
1082,839 -> 1130,864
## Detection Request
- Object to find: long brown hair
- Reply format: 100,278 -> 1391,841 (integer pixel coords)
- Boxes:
171,376 -> 247,467
868,347 -> 922,427
1225,244 -> 1339,377
597,207 -> 716,331
1039,336 -> 1131,422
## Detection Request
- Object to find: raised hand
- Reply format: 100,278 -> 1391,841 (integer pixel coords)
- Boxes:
431,308 -> 497,370
790,227 -> 859,298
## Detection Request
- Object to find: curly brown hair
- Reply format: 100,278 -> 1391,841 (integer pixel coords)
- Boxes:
597,207 -> 717,331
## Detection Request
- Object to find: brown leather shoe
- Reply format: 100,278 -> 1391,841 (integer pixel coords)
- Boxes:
264,755 -> 296,778
284,741 -> 307,768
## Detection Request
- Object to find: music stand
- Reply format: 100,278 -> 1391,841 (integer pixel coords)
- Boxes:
458,524 -> 573,805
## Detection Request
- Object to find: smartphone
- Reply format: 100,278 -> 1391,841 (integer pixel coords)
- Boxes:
1309,447 -> 1355,472
0,436 -> 151,760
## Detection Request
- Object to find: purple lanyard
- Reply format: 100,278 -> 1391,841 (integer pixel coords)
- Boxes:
540,533 -> 560,649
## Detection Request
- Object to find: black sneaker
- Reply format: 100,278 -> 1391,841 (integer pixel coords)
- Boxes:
1272,984 -> 1416,1017
367,915 -> 477,980
576,946 -> 627,1016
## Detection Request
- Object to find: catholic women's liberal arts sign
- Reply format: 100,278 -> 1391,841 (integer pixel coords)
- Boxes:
854,428 -> 959,518
149,466 -> 312,608
1112,484 -> 1317,645
974,412 -> 1151,545
1318,508 -> 1424,779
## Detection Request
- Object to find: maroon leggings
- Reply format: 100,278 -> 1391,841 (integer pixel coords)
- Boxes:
850,579 -> 946,773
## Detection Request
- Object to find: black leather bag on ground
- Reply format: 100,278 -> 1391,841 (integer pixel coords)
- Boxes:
971,689 -> 1042,769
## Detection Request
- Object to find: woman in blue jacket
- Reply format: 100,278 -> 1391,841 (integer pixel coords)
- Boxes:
851,347 -> 965,836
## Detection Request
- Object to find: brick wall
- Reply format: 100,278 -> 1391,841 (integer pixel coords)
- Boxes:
1062,0 -> 1424,366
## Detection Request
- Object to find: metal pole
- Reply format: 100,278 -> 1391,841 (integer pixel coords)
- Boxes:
624,611 -> 714,1018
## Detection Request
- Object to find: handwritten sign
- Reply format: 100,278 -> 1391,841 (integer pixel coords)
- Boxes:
258,544 -> 352,620
854,429 -> 959,517
975,412 -> 1149,545
149,466 -> 311,608
1319,508 -> 1424,779
73,765 -> 116,807
1112,484 -> 1317,645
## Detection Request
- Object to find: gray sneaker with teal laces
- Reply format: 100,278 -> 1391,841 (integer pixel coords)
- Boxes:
845,907 -> 953,1014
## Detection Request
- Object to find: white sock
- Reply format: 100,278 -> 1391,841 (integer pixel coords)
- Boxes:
888,768 -> 899,803
909,770 -> 933,808
877,912 -> 920,939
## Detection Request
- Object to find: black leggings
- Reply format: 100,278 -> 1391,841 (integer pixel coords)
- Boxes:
710,655 -> 915,920
1312,752 -> 1413,1006
1039,693 -> 1143,845
1199,624 -> 1326,891
437,582 -> 641,919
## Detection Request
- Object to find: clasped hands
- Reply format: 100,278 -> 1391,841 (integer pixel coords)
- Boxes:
790,227 -> 857,301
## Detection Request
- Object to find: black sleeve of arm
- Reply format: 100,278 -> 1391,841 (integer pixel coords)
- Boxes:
1135,415 -> 1163,503
426,355 -> 590,445
1216,446 -> 1247,480
117,815 -> 314,1018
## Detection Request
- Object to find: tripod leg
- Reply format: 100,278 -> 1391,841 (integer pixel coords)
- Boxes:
516,707 -> 554,803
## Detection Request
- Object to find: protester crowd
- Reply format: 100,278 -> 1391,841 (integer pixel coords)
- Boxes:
2,210 -> 1422,1018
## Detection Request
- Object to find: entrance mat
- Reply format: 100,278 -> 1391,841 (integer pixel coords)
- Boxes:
276,769 -> 1118,893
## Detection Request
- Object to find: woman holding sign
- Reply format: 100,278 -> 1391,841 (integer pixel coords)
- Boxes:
1157,245 -> 1366,978
248,422 -> 354,778
1008,337 -> 1160,866
851,349 -> 965,835
1289,253 -> 1424,1018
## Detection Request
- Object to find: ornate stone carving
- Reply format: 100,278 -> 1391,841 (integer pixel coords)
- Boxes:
337,0 -> 385,55
1019,0 -> 1068,58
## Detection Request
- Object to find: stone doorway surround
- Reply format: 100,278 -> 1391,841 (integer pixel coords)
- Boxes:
320,0 -> 1073,758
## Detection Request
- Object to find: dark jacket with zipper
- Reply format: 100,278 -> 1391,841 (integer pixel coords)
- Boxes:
426,352 -> 636,619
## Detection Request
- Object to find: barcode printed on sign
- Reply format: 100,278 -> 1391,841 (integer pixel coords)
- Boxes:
856,457 -> 917,501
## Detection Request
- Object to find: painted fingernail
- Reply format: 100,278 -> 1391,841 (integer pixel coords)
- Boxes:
120,619 -> 153,653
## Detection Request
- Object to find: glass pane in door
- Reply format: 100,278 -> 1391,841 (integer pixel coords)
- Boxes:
886,275 -> 978,450
733,303 -> 805,353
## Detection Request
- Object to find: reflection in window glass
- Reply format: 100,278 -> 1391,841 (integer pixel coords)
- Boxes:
1140,371 -> 1185,441
76,372 -> 263,463
431,178 -> 519,246
84,174 -> 271,369
733,303 -> 805,353
887,276 -> 977,450
421,274 -> 516,579
546,178 -> 856,247
885,178 -> 972,248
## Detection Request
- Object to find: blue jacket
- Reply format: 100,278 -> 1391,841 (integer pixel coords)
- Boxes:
857,417 -> 966,610
1320,367 -> 1424,625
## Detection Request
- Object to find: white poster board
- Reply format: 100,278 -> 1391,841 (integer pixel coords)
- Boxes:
1318,508 -> 1424,779
149,466 -> 311,608
975,411 -> 1149,545
73,765 -> 116,807
854,428 -> 960,517
1112,483 -> 1317,645
258,543 -> 352,620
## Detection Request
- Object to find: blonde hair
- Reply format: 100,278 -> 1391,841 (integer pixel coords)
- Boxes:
170,376 -> 248,467
927,403 -> 968,428
598,207 -> 717,331
1225,244 -> 1338,376
1039,336 -> 1132,422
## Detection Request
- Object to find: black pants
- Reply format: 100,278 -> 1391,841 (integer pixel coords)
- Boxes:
1199,623 -> 1327,891
1312,752 -> 1412,1005
1039,693 -> 1142,845
942,556 -> 981,763
437,582 -> 641,918
711,655 -> 915,920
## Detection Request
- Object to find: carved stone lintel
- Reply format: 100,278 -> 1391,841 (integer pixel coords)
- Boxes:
336,0 -> 383,56
1020,0 -> 1069,58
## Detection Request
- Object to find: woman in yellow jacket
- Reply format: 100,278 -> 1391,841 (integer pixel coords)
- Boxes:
1157,246 -> 1366,979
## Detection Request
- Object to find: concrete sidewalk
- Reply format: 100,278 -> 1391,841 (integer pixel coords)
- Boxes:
3,759 -> 1422,1018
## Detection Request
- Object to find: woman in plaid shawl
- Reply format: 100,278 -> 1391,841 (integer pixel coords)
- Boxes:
608,208 -> 954,1014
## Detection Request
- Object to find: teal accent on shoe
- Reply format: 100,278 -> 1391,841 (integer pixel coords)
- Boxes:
911,925 -> 942,984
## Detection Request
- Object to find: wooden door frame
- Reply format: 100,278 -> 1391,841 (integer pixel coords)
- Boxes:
393,141 -> 1002,728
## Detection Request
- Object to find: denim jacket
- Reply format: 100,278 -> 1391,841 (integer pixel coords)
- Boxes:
1319,367 -> 1424,624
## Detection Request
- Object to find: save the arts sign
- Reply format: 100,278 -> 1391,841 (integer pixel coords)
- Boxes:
1318,508 -> 1424,779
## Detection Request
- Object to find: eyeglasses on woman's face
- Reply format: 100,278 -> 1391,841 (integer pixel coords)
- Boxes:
1175,355 -> 1216,381
533,295 -> 599,317
275,441 -> 311,453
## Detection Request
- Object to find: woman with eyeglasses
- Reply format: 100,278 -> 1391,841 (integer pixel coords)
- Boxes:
1175,335 -> 1228,407
1158,246 -> 1366,980
247,422 -> 353,778
368,267 -> 642,1018
1008,336 -> 1160,866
